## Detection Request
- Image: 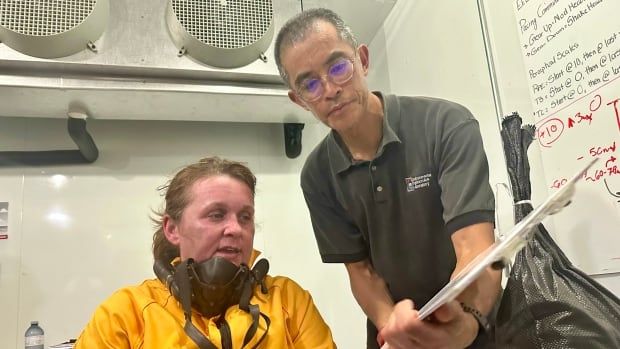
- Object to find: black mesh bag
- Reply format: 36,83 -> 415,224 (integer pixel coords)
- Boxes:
494,113 -> 620,348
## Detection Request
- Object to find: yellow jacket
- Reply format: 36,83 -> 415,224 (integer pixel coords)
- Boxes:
75,274 -> 336,349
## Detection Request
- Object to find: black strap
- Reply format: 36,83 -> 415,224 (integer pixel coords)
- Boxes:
175,261 -> 193,318
217,304 -> 271,349
217,317 -> 233,349
177,260 -> 219,349
242,304 -> 260,346
249,312 -> 271,349
184,321 -> 218,349
252,259 -> 269,295
239,275 -> 253,312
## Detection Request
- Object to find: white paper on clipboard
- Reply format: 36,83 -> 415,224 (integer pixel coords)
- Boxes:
416,158 -> 598,320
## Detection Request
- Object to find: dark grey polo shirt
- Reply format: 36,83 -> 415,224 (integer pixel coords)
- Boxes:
301,94 -> 495,308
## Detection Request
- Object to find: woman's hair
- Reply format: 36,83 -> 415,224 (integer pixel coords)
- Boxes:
151,157 -> 256,263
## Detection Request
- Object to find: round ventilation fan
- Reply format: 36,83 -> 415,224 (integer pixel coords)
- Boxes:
0,0 -> 109,58
166,0 -> 274,68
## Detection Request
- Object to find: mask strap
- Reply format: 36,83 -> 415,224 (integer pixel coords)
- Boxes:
240,259 -> 271,347
216,318 -> 233,349
253,259 -> 269,295
215,306 -> 270,349
176,259 -> 219,349
243,305 -> 271,349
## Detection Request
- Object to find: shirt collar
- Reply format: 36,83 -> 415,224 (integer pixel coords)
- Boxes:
328,91 -> 402,174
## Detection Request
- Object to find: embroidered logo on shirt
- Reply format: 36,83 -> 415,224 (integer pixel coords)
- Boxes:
405,173 -> 432,192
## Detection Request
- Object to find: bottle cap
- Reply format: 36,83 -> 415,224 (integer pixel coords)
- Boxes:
31,321 -> 38,325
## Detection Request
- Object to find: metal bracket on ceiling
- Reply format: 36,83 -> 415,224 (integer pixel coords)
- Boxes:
0,112 -> 99,167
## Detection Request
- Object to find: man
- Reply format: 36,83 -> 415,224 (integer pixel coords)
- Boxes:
75,157 -> 335,349
274,8 -> 502,349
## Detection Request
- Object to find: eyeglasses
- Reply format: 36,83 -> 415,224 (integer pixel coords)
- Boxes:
295,57 -> 355,102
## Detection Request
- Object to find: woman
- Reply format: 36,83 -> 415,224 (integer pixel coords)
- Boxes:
75,157 -> 336,349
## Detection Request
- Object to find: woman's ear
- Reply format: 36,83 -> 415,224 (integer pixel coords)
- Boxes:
163,215 -> 180,245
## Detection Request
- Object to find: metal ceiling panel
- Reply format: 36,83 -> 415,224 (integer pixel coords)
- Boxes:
0,0 -> 396,123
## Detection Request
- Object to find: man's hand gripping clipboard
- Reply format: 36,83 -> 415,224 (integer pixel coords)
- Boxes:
380,158 -> 597,349
417,158 -> 598,320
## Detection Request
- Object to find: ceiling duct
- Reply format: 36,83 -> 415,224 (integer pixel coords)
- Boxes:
166,0 -> 274,68
0,0 -> 109,58
0,0 -> 397,126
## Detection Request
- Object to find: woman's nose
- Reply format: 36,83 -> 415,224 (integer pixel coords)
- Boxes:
223,216 -> 243,236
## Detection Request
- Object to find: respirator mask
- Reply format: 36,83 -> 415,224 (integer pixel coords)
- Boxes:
154,256 -> 270,349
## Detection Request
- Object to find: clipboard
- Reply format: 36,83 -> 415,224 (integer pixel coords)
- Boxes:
416,158 -> 598,320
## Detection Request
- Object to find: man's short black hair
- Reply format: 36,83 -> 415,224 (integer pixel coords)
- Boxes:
274,8 -> 358,87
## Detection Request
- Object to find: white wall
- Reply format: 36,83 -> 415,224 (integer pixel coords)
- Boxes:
482,0 -> 620,293
0,117 -> 366,348
367,0 -> 620,295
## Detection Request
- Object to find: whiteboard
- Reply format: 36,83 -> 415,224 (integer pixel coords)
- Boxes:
511,0 -> 620,274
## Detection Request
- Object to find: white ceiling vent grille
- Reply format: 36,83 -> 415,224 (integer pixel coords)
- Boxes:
166,0 -> 274,68
0,0 -> 109,58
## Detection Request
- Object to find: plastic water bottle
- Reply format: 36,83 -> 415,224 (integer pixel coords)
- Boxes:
24,321 -> 44,349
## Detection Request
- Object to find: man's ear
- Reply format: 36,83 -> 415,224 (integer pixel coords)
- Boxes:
288,90 -> 310,111
358,44 -> 370,76
163,215 -> 181,246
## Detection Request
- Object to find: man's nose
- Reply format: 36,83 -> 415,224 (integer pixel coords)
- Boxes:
322,78 -> 342,99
